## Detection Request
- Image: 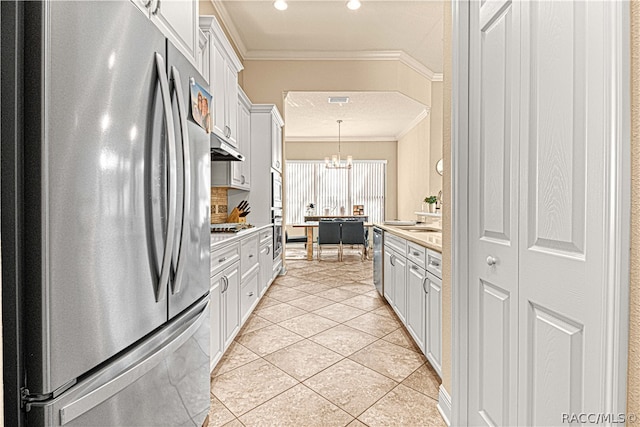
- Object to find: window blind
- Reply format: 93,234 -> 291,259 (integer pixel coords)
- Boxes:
286,160 -> 386,224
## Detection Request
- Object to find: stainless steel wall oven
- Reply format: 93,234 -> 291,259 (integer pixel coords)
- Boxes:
272,208 -> 283,259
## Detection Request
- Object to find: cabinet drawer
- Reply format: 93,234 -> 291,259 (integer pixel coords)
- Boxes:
240,269 -> 259,323
384,232 -> 406,254
259,228 -> 273,245
406,242 -> 427,269
211,243 -> 240,277
426,249 -> 442,279
241,235 -> 259,279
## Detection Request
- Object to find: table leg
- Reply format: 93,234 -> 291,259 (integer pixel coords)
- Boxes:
306,226 -> 313,260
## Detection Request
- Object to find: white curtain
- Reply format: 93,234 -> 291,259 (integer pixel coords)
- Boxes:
286,160 -> 386,224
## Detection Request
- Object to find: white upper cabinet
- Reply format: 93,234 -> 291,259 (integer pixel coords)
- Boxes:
236,88 -> 252,187
131,0 -> 199,65
271,116 -> 283,173
196,29 -> 209,85
151,0 -> 198,64
253,105 -> 284,174
211,86 -> 251,190
200,16 -> 243,149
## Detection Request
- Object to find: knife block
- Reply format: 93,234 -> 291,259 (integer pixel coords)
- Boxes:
226,208 -> 246,223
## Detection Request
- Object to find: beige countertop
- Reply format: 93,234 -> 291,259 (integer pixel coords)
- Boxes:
375,223 -> 442,253
210,223 -> 273,250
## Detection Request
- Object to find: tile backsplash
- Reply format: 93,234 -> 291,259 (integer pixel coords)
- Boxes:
211,187 -> 228,224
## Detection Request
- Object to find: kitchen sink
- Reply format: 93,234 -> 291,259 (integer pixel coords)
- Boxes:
394,225 -> 441,232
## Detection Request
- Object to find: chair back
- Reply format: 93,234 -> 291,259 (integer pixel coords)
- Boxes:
318,220 -> 341,244
341,221 -> 365,245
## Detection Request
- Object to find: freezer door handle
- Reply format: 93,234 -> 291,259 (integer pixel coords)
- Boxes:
154,52 -> 177,302
169,66 -> 191,295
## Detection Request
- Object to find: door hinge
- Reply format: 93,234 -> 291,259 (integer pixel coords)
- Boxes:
21,387 -> 50,412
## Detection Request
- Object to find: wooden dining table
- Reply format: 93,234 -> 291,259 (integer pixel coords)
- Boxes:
291,221 -> 373,260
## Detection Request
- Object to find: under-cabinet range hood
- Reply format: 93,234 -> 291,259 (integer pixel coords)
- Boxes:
210,134 -> 245,161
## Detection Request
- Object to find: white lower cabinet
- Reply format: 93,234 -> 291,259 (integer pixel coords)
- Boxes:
406,261 -> 426,351
220,262 -> 240,349
393,254 -> 407,322
425,272 -> 442,376
209,226 -> 276,371
240,266 -> 259,324
382,230 -> 442,379
383,245 -> 395,305
259,243 -> 273,296
209,277 -> 222,370
383,245 -> 407,323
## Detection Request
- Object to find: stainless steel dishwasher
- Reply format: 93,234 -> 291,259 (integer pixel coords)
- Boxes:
373,227 -> 383,296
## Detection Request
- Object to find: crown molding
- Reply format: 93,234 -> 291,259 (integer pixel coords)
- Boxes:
286,108 -> 430,142
251,104 -> 284,126
244,49 -> 442,81
286,136 -> 399,143
212,1 -> 443,81
211,0 -> 248,59
396,108 -> 430,140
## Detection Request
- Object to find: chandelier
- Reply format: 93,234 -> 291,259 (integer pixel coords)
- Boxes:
325,120 -> 353,169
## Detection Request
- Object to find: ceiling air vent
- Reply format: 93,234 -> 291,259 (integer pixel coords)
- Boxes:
328,96 -> 350,104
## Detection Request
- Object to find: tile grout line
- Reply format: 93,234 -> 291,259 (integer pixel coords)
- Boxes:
213,259 -> 439,426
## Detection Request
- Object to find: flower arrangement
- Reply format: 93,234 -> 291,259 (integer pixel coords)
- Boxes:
305,203 -> 315,215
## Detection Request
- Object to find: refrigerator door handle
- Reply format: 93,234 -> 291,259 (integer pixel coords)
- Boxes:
169,66 -> 191,295
154,52 -> 177,302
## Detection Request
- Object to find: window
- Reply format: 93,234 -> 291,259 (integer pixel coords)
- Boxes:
286,160 -> 386,224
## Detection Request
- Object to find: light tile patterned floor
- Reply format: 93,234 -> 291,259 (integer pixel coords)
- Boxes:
207,254 -> 446,427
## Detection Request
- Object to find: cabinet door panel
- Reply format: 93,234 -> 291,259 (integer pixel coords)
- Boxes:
426,273 -> 442,376
211,44 -> 226,138
240,102 -> 251,186
393,255 -> 407,322
209,278 -> 222,370
222,263 -> 240,348
259,244 -> 272,296
383,246 -> 395,305
240,269 -> 259,324
271,119 -> 282,172
225,64 -> 238,147
406,262 -> 426,351
151,0 -> 197,63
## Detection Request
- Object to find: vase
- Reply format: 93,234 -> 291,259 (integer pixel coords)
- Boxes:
428,203 -> 436,213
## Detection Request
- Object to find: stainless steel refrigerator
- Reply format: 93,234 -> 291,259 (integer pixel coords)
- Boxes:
1,1 -> 210,425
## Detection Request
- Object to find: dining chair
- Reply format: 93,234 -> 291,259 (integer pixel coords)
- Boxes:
317,220 -> 342,261
340,220 -> 366,261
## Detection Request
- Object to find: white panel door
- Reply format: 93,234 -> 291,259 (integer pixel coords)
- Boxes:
468,0 -> 520,425
518,1 -> 608,424
468,0 -> 619,425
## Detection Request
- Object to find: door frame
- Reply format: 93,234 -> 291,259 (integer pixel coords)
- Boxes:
450,0 -> 631,424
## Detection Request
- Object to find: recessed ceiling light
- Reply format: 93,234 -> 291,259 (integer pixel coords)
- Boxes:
346,0 -> 361,10
274,0 -> 288,11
